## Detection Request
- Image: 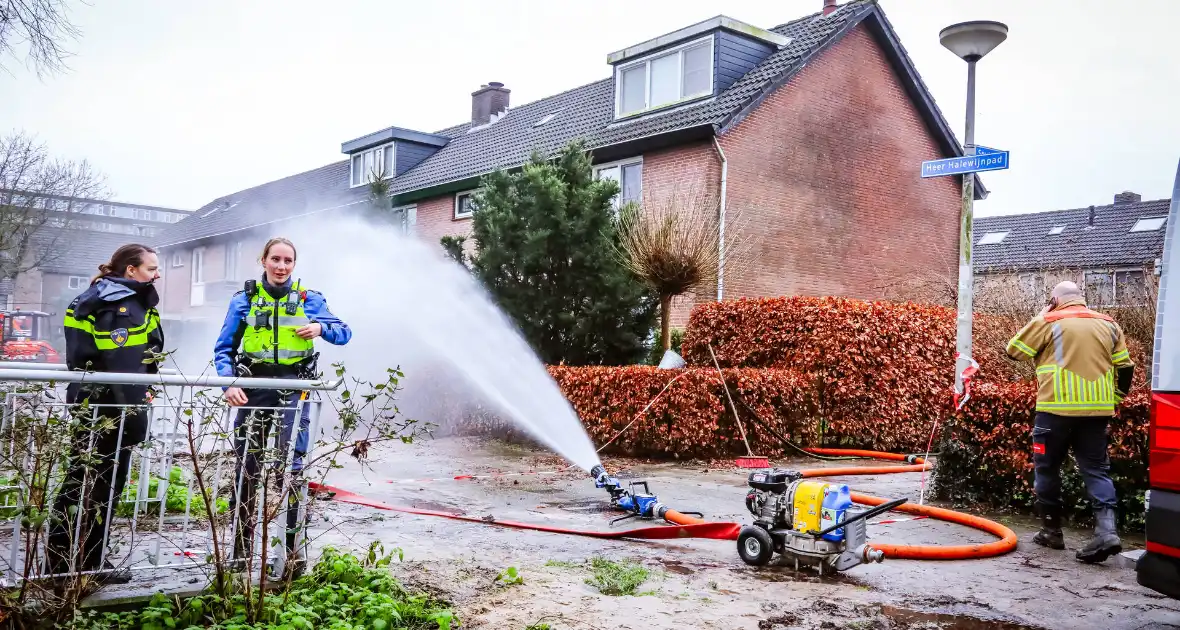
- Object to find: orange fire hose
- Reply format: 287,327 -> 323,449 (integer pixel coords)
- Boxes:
659,448 -> 1018,560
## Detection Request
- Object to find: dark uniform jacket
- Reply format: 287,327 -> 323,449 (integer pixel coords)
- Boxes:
63,276 -> 164,406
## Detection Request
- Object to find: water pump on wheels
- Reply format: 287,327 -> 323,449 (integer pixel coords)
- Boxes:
738,468 -> 905,575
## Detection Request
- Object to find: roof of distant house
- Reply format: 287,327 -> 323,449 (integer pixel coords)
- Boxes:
973,196 -> 1172,273
33,229 -> 150,276
154,0 -> 978,248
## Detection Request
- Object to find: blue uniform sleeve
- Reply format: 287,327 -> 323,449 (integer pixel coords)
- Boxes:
304,290 -> 351,346
213,292 -> 251,378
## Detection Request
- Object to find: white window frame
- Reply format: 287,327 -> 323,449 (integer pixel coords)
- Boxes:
171,251 -> 184,268
594,156 -> 644,211
454,190 -> 478,220
67,276 -> 87,290
190,247 -> 206,307
614,35 -> 715,118
225,240 -> 242,281
350,142 -> 396,188
1084,267 -> 1149,307
392,204 -> 418,235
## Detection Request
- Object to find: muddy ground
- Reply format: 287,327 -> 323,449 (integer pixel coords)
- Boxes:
293,436 -> 1179,630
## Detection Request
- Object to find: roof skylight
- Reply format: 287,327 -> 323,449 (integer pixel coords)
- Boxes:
1130,217 -> 1167,232
978,231 -> 1009,245
1048,225 -> 1065,235
533,113 -> 557,127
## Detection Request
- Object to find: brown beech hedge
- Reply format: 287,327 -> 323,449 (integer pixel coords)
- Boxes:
454,295 -> 1150,527
458,365 -> 937,458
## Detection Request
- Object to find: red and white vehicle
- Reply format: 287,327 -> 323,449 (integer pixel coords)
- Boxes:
0,311 -> 61,364
1138,161 -> 1180,600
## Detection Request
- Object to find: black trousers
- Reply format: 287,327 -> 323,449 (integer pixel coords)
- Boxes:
1032,411 -> 1119,510
46,388 -> 149,574
230,386 -> 306,561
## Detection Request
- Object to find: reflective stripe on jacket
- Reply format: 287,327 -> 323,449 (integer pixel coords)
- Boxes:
1005,299 -> 1135,417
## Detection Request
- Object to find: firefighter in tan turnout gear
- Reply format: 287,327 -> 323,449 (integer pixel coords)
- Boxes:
1005,280 -> 1134,564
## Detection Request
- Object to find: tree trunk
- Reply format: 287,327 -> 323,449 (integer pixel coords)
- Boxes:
660,293 -> 673,351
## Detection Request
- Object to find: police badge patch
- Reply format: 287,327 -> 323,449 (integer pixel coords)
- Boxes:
111,328 -> 129,347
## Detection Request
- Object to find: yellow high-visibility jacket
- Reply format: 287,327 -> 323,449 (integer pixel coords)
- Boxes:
1005,299 -> 1135,417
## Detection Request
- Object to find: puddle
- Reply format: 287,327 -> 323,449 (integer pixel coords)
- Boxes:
880,605 -> 1045,630
660,560 -> 694,575
409,499 -> 464,514
553,499 -> 613,514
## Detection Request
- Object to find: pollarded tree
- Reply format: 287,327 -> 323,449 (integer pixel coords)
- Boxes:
614,187 -> 750,353
468,140 -> 657,366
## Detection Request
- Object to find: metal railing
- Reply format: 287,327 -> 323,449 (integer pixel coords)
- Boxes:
0,365 -> 341,586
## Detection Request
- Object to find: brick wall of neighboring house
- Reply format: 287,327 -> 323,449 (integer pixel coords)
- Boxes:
975,265 -> 1158,313
160,246 -> 192,315
414,195 -> 473,254
714,23 -> 961,305
637,141 -> 723,327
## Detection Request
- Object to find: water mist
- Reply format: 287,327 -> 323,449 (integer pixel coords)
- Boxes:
177,213 -> 603,474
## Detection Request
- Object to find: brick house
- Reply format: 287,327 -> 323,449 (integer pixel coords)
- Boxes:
153,0 -> 984,334
973,191 -> 1170,309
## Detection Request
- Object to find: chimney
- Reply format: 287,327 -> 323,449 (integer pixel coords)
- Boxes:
471,82 -> 510,127
1114,190 -> 1142,205
823,0 -> 838,15
1087,205 -> 1096,229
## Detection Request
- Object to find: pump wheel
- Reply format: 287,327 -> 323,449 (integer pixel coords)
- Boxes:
737,525 -> 775,566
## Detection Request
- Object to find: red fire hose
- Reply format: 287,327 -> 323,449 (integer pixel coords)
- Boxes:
310,448 -> 1017,561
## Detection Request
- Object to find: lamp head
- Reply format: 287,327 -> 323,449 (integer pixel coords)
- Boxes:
939,20 -> 1008,62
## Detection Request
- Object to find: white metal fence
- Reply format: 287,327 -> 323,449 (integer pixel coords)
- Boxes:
0,364 -> 341,585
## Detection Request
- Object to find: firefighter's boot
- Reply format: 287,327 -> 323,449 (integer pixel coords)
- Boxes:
1032,502 -> 1065,550
1076,507 -> 1122,563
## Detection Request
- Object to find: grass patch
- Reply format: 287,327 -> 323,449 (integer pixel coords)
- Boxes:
543,560 -> 580,569
585,556 -> 649,596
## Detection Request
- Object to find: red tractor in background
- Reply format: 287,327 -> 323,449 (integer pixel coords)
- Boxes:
0,311 -> 61,363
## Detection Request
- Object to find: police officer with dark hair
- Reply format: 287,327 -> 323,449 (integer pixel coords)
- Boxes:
47,243 -> 164,584
212,237 -> 351,563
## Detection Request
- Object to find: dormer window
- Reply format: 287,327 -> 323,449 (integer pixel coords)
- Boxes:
615,35 -> 714,118
350,142 -> 395,187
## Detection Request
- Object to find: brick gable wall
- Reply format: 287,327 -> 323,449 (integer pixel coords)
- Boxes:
712,23 -> 960,305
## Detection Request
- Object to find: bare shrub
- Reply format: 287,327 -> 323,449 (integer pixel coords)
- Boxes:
613,187 -> 754,351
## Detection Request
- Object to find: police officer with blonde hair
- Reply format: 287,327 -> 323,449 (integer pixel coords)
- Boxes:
212,237 -> 351,564
1005,280 -> 1134,563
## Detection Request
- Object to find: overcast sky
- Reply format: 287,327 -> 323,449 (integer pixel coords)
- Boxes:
2,0 -> 1178,217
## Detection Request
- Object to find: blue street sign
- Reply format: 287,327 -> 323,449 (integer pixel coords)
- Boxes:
920,146 -> 1009,178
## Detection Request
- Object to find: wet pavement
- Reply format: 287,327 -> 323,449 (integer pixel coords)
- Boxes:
298,436 -> 1180,630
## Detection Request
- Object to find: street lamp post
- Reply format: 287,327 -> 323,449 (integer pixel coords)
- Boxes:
939,20 -> 1008,407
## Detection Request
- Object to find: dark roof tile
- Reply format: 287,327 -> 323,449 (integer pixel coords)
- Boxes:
973,199 -> 1171,272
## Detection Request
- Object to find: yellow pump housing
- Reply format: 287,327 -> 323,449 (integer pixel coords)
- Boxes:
792,480 -> 829,533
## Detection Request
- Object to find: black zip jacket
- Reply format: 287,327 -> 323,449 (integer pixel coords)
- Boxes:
63,276 -> 164,405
